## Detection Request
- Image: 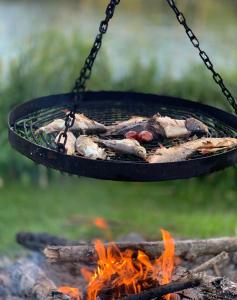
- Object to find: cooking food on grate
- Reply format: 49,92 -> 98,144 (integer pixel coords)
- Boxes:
125,130 -> 154,142
147,137 -> 237,163
104,114 -> 209,140
73,113 -> 107,134
104,116 -> 149,136
75,135 -> 107,160
35,119 -> 66,135
98,138 -> 147,159
55,131 -> 76,156
36,113 -> 106,135
148,114 -> 209,139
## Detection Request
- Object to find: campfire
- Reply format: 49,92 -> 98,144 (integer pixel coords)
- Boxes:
56,229 -> 174,300
2,228 -> 237,300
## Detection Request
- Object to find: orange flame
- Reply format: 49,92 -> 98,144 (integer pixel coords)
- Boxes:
93,217 -> 109,230
92,217 -> 113,241
160,229 -> 175,300
58,286 -> 81,300
59,229 -> 175,300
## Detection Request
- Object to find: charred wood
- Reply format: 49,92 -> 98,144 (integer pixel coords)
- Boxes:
16,232 -> 84,252
106,253 -> 232,300
116,274 -> 237,300
194,274 -> 237,300
117,279 -> 201,300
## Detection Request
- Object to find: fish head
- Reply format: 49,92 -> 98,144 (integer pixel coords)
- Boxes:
185,118 -> 209,135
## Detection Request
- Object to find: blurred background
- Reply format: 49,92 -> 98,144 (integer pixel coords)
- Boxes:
0,0 -> 237,253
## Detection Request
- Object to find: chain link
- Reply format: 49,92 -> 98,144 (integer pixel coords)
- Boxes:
166,0 -> 237,115
57,0 -> 120,152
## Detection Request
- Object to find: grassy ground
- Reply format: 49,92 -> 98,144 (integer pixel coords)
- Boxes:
0,167 -> 237,253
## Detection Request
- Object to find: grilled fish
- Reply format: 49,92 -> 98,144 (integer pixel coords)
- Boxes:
36,119 -> 66,135
98,138 -> 147,159
148,114 -> 209,139
55,132 -> 76,156
104,116 -> 148,136
103,114 -> 208,140
75,136 -> 106,160
73,113 -> 107,134
36,114 -> 106,135
147,137 -> 237,163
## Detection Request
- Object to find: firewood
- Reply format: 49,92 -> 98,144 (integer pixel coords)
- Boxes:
44,238 -> 237,264
116,279 -> 201,300
191,251 -> 229,274
192,273 -> 237,300
9,258 -> 72,300
16,232 -> 84,252
50,290 -> 72,300
117,253 -> 235,300
126,274 -> 237,300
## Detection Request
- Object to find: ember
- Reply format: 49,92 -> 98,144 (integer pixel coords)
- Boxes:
58,229 -> 175,300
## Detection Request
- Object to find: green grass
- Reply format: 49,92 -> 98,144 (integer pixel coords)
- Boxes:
0,168 -> 237,253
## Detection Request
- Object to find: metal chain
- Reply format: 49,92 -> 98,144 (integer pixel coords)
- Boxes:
57,0 -> 120,153
166,0 -> 237,115
57,0 -> 237,152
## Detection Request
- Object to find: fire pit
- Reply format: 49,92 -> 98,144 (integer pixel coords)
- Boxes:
2,232 -> 237,300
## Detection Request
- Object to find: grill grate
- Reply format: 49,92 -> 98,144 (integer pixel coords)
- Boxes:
8,92 -> 237,181
12,99 -> 237,163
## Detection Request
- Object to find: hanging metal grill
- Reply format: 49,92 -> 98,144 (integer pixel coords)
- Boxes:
8,0 -> 237,181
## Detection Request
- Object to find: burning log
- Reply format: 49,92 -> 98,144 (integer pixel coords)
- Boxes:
117,274 -> 237,300
116,278 -> 201,300
44,238 -> 237,264
117,253 -> 235,300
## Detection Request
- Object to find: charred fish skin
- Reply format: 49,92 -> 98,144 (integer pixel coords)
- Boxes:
104,116 -> 148,136
99,139 -> 147,159
75,135 -> 107,160
185,118 -> 209,135
107,121 -> 148,136
147,137 -> 237,164
55,132 -> 76,156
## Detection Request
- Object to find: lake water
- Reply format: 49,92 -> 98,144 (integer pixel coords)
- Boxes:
0,0 -> 236,79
